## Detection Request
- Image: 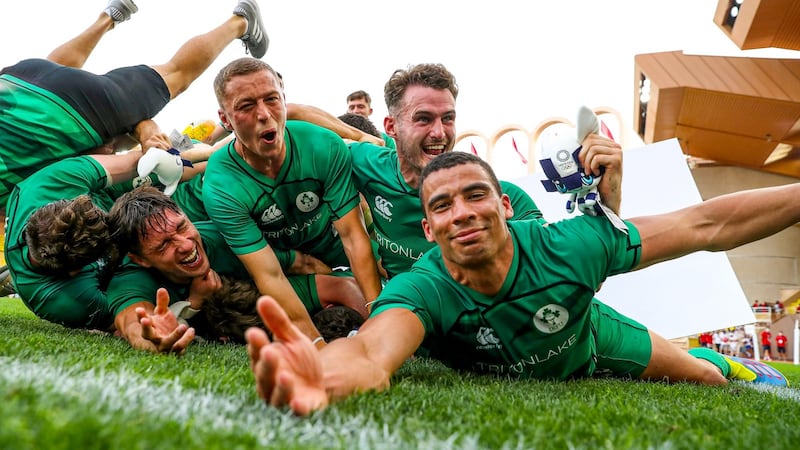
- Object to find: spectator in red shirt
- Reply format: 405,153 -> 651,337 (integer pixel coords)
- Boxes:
775,331 -> 788,361
761,328 -> 772,361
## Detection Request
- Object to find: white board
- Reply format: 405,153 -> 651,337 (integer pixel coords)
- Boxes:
510,138 -> 756,339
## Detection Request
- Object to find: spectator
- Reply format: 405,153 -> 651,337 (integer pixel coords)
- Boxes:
712,330 -> 724,353
761,328 -> 772,361
775,331 -> 788,361
346,90 -> 396,148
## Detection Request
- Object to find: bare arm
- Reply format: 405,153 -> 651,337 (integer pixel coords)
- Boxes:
247,297 -> 423,415
333,207 -> 382,303
238,247 -> 324,344
132,119 -> 171,150
632,183 -> 800,270
287,103 -> 384,146
88,151 -> 143,185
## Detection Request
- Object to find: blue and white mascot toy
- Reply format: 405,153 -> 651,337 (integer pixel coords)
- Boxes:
539,106 -> 609,216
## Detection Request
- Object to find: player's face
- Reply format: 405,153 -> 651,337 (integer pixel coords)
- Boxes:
421,163 -> 513,268
219,70 -> 287,167
347,99 -> 372,117
130,210 -> 210,284
386,86 -> 456,181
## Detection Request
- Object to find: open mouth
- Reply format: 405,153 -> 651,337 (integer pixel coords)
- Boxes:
179,247 -> 201,267
423,144 -> 446,156
261,130 -> 277,144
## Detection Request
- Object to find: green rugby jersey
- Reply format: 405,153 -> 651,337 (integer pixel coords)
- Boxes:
371,217 -> 641,380
4,156 -> 113,329
203,121 -> 361,269
349,142 -> 545,278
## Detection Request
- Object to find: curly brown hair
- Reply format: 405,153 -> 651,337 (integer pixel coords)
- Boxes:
202,275 -> 267,343
383,63 -> 458,115
203,275 -> 364,344
25,195 -> 111,274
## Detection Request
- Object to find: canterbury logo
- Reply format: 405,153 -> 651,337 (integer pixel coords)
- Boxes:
374,196 -> 393,218
476,327 -> 501,346
260,204 -> 283,224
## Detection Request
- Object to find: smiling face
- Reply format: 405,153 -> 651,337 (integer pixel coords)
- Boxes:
128,209 -> 210,284
218,69 -> 287,173
421,163 -> 513,268
385,85 -> 456,188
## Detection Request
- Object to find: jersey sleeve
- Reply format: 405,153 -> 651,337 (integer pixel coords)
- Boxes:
501,180 -> 545,222
106,260 -> 165,316
370,272 -> 436,335
202,149 -> 269,256
320,137 -> 361,220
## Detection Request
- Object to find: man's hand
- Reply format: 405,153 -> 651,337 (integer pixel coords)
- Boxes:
578,134 -> 623,214
358,133 -> 384,146
133,119 -> 171,151
135,288 -> 196,354
246,296 -> 329,415
287,252 -> 332,275
187,269 -> 222,310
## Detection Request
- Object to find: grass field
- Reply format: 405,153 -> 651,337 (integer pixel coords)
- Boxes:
2,296 -> 799,450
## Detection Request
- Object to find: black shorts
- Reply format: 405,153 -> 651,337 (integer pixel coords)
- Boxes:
1,59 -> 170,141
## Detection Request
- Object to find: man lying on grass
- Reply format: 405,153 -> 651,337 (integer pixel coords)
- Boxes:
247,151 -> 795,415
106,186 -> 368,353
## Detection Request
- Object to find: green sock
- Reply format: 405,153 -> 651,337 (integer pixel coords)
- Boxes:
688,347 -> 757,382
688,347 -> 731,377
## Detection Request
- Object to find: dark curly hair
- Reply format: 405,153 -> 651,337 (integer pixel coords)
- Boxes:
25,195 -> 112,275
203,275 -> 364,344
338,113 -> 382,138
107,186 -> 182,257
311,306 -> 364,343
203,275 -> 266,344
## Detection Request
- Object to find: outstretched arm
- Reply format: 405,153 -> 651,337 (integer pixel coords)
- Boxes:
247,297 -> 423,415
287,103 -> 384,146
632,183 -> 800,269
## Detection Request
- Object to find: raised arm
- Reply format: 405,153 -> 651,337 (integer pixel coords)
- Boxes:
632,183 -> 800,269
247,296 -> 423,415
578,134 -> 623,215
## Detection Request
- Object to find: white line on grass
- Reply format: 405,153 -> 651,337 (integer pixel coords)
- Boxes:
0,357 -> 489,450
739,381 -> 800,403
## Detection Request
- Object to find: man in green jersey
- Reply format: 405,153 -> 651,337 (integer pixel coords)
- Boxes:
0,0 -> 269,211
345,90 -> 396,149
3,152 -> 147,329
246,151 -> 800,415
203,58 -> 382,345
347,63 -> 622,278
106,186 -> 369,354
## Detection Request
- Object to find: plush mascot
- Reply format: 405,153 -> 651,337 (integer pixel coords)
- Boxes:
539,106 -> 609,216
